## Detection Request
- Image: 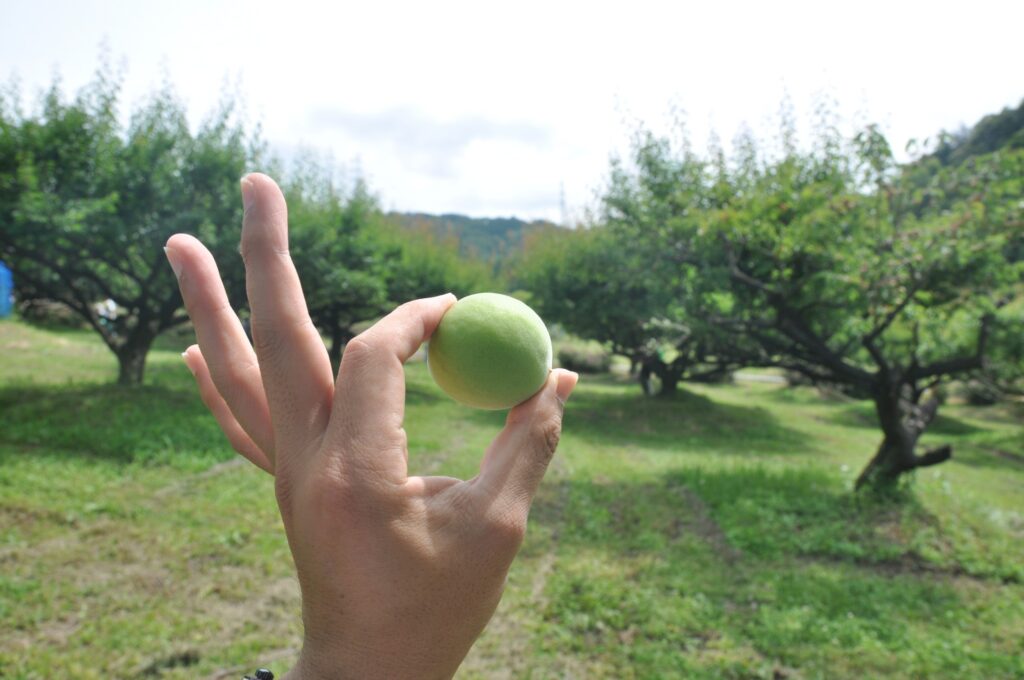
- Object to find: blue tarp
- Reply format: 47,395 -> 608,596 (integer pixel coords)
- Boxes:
0,261 -> 12,318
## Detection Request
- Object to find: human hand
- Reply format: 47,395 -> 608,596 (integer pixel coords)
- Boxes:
163,173 -> 578,679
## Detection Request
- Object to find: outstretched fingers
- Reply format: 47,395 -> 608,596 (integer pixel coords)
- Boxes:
182,345 -> 274,474
164,233 -> 275,461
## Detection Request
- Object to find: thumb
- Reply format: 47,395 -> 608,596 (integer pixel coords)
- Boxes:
475,369 -> 579,515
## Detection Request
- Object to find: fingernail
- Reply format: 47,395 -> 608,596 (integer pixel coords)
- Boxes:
555,370 -> 579,404
164,246 -> 183,279
181,351 -> 196,376
240,175 -> 256,213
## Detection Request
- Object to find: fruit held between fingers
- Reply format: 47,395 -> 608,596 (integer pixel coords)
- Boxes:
427,293 -> 553,410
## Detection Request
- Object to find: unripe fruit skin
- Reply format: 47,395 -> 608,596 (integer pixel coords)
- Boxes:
427,293 -> 552,410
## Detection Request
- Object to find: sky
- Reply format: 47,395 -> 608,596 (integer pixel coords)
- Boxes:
1,0 -> 1021,222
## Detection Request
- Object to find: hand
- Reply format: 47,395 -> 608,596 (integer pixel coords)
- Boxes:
163,173 -> 578,680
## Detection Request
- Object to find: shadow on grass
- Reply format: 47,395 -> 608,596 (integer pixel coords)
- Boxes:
532,466 -> 898,559
529,465 -> 994,667
946,434 -> 1024,473
528,464 -> 1020,584
556,386 -> 811,456
827,401 -> 985,436
0,379 -> 231,465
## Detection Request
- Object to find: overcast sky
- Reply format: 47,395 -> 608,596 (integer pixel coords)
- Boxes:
1,0 -> 1021,221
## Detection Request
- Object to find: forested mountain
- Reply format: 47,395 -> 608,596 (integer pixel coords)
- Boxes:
927,98 -> 1024,165
384,212 -> 561,263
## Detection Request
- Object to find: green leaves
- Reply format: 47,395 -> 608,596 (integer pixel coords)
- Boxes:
0,68 -> 255,383
523,106 -> 1023,403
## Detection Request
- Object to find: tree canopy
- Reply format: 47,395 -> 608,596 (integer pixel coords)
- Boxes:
281,155 -> 494,370
0,71 -> 255,384
523,108 -> 1023,489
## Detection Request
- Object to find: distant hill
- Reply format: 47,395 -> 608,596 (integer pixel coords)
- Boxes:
927,98 -> 1024,166
383,212 -> 562,263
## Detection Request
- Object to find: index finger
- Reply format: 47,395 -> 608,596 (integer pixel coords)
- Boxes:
325,294 -> 456,482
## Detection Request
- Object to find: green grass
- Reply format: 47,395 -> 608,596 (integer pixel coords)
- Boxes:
2,317 -> 1022,679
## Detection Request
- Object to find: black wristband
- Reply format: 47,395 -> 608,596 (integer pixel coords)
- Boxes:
243,669 -> 273,680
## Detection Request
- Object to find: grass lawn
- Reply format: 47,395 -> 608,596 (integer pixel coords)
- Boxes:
1,317 -> 1022,679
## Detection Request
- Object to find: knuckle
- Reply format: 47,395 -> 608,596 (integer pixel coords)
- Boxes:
486,510 -> 527,547
396,298 -> 419,314
220,359 -> 260,396
251,324 -> 288,362
343,334 -> 374,357
531,415 -> 563,463
339,335 -> 378,369
298,467 -> 354,521
299,458 -> 393,522
440,485 -> 475,522
251,316 -> 315,362
239,227 -> 289,263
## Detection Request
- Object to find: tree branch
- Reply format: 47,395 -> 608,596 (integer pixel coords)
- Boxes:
862,336 -> 890,375
775,307 -> 874,387
909,314 -> 993,381
8,262 -> 118,350
6,240 -> 128,306
863,270 -> 921,347
914,445 -> 952,468
776,361 -> 839,384
728,259 -> 781,297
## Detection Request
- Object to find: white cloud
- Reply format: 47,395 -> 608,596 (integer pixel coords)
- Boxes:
307,107 -> 551,177
1,0 -> 1021,219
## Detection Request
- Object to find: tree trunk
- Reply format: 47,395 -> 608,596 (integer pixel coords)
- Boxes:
115,337 -> 153,386
639,361 -> 655,396
855,382 -> 953,491
855,434 -> 916,490
639,357 -> 681,397
658,367 -> 681,396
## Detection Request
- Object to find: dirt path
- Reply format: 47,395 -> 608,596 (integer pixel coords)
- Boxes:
674,484 -> 743,564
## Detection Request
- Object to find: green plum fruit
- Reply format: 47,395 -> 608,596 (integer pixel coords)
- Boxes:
427,293 -> 552,409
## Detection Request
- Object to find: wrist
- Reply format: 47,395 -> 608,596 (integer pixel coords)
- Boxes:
283,639 -> 460,680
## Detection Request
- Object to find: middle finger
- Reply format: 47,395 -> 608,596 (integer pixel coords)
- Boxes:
239,173 -> 334,457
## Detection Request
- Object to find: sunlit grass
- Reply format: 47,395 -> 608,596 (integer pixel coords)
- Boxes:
1,318 -> 1022,679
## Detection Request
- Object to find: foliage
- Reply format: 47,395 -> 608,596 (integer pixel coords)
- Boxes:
537,105 -> 1023,487
376,217 -> 494,305
386,211 -> 560,276
283,159 -> 392,368
283,156 -> 495,367
0,68 -> 256,384
14,298 -> 82,328
924,97 -> 1024,166
518,209 -> 730,395
520,226 -> 660,357
556,339 -> 612,374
